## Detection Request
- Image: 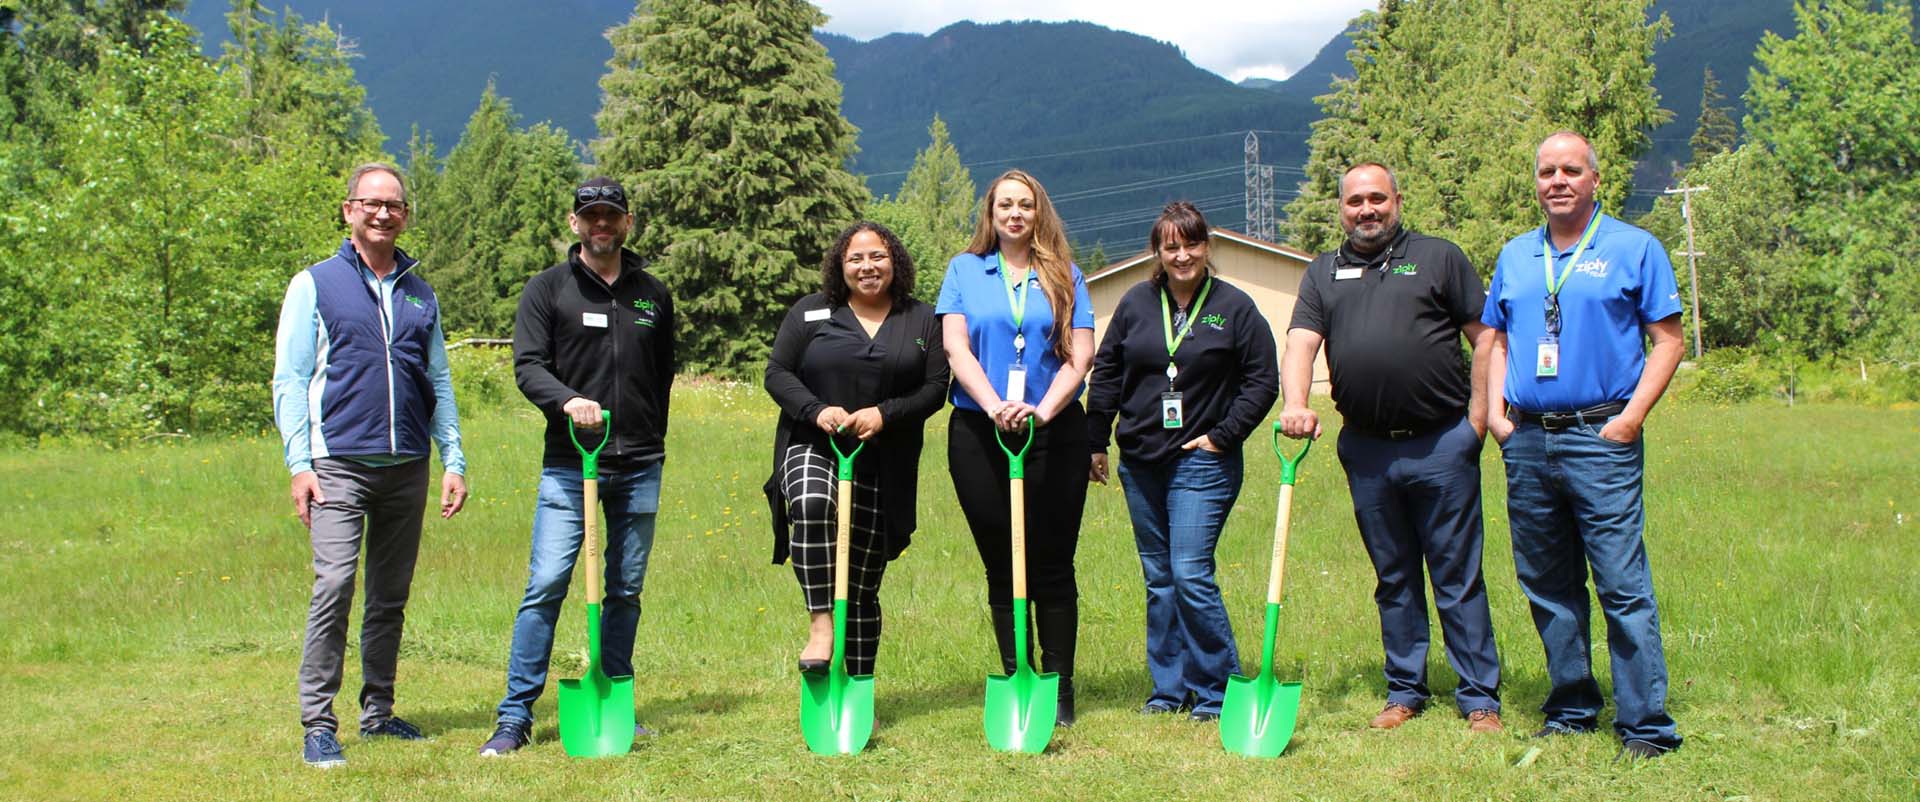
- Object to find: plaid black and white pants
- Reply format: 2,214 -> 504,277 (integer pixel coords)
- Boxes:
781,443 -> 890,675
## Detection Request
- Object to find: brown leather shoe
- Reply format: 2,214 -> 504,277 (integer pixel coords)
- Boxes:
1369,703 -> 1419,729
1466,709 -> 1504,733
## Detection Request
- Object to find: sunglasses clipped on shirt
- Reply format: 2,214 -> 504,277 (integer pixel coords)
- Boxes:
575,185 -> 627,208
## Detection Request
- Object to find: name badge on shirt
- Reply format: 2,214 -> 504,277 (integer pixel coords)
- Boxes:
1334,267 -> 1364,281
803,308 -> 831,322
582,312 -> 609,328
1536,337 -> 1560,377
1005,368 -> 1027,404
1161,392 -> 1184,429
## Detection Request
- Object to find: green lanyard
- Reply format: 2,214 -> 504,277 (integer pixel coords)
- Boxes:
1541,205 -> 1602,298
1160,277 -> 1214,380
998,254 -> 1031,349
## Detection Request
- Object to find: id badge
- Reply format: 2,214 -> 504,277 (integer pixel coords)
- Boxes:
582,312 -> 609,328
1006,368 -> 1027,404
1161,392 -> 1184,429
1536,338 -> 1560,378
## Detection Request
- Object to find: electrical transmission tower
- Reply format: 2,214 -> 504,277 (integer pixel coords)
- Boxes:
1244,131 -> 1276,242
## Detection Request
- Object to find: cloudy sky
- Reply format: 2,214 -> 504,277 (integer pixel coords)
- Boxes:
814,1 -> 1375,83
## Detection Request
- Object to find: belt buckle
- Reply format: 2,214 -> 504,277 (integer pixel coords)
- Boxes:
1388,428 -> 1415,440
1539,413 -> 1575,432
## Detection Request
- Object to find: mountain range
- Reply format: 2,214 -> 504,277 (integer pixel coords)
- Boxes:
177,1 -> 1795,252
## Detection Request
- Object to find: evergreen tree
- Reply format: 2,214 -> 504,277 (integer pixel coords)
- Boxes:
593,0 -> 866,375
896,115 -> 974,290
220,0 -> 382,166
1283,0 -> 1672,272
416,82 -> 578,335
1687,66 -> 1739,167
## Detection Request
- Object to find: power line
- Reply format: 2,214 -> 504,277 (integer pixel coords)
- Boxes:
1051,166 -> 1246,204
862,130 -> 1253,179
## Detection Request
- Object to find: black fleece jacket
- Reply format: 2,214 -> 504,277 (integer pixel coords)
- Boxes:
513,245 -> 675,472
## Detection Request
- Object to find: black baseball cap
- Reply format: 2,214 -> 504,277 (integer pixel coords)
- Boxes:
573,176 -> 628,213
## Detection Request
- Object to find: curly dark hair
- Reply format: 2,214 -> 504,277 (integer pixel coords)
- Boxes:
821,221 -> 915,307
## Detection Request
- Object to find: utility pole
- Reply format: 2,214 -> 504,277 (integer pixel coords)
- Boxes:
1663,184 -> 1709,359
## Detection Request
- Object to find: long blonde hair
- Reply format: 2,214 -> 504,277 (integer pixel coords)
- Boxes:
966,169 -> 1077,361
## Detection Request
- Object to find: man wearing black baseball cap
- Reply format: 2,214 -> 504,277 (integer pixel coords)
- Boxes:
482,176 -> 677,755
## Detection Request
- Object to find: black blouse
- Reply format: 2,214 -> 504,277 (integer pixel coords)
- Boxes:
762,292 -> 949,563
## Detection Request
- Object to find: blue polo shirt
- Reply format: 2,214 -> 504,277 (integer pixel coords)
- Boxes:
1482,208 -> 1681,412
935,251 -> 1096,412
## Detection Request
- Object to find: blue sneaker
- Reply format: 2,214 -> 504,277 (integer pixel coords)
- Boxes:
478,719 -> 531,757
360,716 -> 426,741
303,729 -> 346,768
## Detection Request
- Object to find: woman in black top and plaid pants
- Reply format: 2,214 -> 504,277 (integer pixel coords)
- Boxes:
762,222 -> 949,676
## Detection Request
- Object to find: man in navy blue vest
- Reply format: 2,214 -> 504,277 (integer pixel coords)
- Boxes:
272,163 -> 468,769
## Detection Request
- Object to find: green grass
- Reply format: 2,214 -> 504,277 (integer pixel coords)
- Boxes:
2,383 -> 1917,800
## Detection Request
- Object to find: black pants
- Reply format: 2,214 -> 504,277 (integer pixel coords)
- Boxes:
947,403 -> 1089,606
782,444 -> 889,675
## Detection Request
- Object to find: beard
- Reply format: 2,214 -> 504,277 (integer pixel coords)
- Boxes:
1345,218 -> 1401,255
582,233 -> 626,257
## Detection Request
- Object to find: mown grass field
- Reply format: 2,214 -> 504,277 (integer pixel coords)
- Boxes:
1,383 -> 1916,801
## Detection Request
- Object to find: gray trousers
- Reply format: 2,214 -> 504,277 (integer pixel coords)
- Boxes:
298,457 -> 429,733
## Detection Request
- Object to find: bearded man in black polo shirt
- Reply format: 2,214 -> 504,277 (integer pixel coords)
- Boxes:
1278,162 -> 1503,734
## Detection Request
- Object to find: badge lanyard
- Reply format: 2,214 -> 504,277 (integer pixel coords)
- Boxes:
999,253 -> 1033,403
1159,277 -> 1214,384
1540,205 -> 1601,339
1536,205 -> 1599,378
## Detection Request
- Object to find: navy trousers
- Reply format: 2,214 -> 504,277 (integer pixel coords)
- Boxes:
1336,414 -> 1501,714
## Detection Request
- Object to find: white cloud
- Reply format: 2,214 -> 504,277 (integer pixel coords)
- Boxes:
816,1 -> 1373,82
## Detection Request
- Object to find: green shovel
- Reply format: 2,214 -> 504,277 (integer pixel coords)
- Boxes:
800,435 -> 875,755
983,418 -> 1057,753
557,411 -> 636,758
1220,423 -> 1311,758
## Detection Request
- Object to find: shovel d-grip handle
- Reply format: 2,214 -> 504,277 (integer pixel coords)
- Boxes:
828,433 -> 865,481
1270,422 -> 1313,486
994,417 -> 1035,479
569,411 -> 612,480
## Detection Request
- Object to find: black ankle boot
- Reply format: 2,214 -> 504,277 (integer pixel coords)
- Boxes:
1035,601 -> 1078,727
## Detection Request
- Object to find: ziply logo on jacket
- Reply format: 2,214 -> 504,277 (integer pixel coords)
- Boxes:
1198,313 -> 1227,330
1391,263 -> 1418,276
633,296 -> 659,327
403,293 -> 424,309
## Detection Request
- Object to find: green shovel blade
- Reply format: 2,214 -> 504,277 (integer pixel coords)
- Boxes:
557,602 -> 636,758
1219,602 -> 1301,758
983,603 -> 1057,753
800,600 -> 874,755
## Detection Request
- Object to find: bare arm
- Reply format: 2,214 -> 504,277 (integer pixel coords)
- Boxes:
1464,321 -> 1492,439
1033,328 -> 1095,426
1601,315 -> 1684,444
1485,330 -> 1512,443
1278,327 -> 1323,439
942,313 -> 1004,414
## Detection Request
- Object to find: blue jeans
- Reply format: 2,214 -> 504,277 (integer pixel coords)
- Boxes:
1117,448 -> 1244,715
1501,418 -> 1681,748
496,463 -> 661,726
1337,415 -> 1501,715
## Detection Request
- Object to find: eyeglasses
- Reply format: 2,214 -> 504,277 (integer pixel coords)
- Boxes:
350,197 -> 410,216
575,186 -> 626,207
1544,294 -> 1562,337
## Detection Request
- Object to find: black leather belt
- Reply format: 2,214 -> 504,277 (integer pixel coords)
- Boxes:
1511,401 -> 1627,432
1349,416 -> 1453,441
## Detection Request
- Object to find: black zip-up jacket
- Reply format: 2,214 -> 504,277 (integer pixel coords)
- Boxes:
1087,275 -> 1279,463
514,245 -> 675,472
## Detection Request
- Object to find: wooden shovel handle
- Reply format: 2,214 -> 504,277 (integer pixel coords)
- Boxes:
1009,477 -> 1027,600
1266,484 -> 1293,605
583,479 -> 601,605
834,477 -> 853,602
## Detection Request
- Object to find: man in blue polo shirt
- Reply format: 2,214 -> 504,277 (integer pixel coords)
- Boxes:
1483,131 -> 1685,761
273,163 -> 468,769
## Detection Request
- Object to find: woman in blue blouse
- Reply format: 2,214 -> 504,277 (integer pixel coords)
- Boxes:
936,169 -> 1095,726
